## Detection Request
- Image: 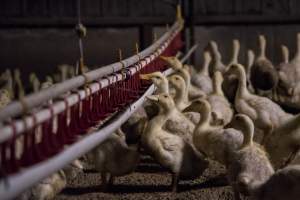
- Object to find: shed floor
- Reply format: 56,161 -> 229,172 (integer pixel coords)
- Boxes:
56,154 -> 249,200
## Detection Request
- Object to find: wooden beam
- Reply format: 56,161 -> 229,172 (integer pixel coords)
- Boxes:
0,17 -> 175,28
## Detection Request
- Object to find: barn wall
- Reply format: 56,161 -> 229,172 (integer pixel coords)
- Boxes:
0,0 -> 300,78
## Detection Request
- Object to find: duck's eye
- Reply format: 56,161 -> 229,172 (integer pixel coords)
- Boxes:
163,95 -> 168,98
175,77 -> 179,80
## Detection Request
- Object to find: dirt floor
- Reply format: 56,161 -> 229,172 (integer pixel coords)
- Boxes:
55,154 -> 248,200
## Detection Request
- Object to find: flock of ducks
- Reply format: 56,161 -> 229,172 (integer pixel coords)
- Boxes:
1,34 -> 300,200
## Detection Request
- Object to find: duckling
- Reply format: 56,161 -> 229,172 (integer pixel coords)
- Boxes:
62,159 -> 83,181
264,113 -> 300,169
207,71 -> 233,126
141,72 -> 196,142
209,40 -> 227,75
227,63 -> 293,144
250,35 -> 278,91
183,99 -> 243,166
278,35 -> 300,97
0,69 -> 14,99
227,115 -> 274,200
253,164 -> 300,200
160,56 -> 206,100
29,73 -> 41,93
0,69 -> 13,109
222,39 -> 241,102
19,170 -> 67,200
167,74 -> 200,124
88,128 -> 140,191
141,93 -> 208,192
191,51 -> 213,94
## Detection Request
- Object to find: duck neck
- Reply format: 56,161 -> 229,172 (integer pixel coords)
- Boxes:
240,120 -> 254,149
259,37 -> 266,58
196,106 -> 211,130
180,68 -> 191,97
230,40 -> 240,64
174,85 -> 187,109
199,58 -> 210,76
236,67 -> 250,99
213,77 -> 223,96
149,106 -> 173,129
157,79 -> 169,94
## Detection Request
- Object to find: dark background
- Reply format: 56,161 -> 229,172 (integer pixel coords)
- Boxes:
1,0 -> 300,79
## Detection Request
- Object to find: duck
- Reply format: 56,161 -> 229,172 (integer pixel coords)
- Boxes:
141,93 -> 208,192
252,164 -> 300,200
277,34 -> 300,97
19,170 -> 67,200
263,113 -> 300,169
0,69 -> 13,110
183,99 -> 243,166
227,63 -> 293,144
141,72 -> 196,143
209,40 -> 227,75
227,114 -> 274,200
167,74 -> 200,124
190,51 -> 213,94
88,128 -> 140,190
250,35 -> 278,91
29,73 -> 41,93
222,39 -> 241,102
207,71 -> 233,126
160,56 -> 206,100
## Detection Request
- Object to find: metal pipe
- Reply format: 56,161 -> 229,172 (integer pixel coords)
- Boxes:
0,21 -> 181,122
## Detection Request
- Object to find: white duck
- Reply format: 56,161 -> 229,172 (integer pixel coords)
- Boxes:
264,113 -> 300,169
222,39 -> 241,102
0,69 -> 13,109
250,35 -> 278,92
227,115 -> 274,200
141,71 -> 196,143
191,51 -> 213,95
227,63 -> 293,144
141,93 -> 208,192
20,170 -> 67,200
160,56 -> 206,100
253,164 -> 300,200
89,128 -> 140,190
183,99 -> 243,165
209,40 -> 227,75
167,74 -> 200,124
278,34 -> 300,96
207,71 -> 233,126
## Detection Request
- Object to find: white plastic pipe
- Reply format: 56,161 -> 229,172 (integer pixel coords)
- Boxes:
0,39 -> 169,143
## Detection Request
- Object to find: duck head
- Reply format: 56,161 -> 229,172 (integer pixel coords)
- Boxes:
183,98 -> 210,114
146,93 -> 175,112
167,74 -> 185,91
140,71 -> 168,93
160,56 -> 183,70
